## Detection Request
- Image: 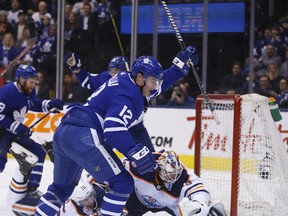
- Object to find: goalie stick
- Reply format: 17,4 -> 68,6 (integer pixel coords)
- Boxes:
0,16 -> 37,78
105,0 -> 130,71
160,1 -> 220,125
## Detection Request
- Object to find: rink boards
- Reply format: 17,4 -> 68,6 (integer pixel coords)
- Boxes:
8,107 -> 288,169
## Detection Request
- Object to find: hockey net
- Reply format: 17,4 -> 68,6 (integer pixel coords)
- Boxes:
194,94 -> 288,216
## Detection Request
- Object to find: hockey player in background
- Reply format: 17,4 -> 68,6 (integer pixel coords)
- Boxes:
64,54 -> 155,152
35,46 -> 199,216
58,178 -> 107,216
0,65 -> 64,212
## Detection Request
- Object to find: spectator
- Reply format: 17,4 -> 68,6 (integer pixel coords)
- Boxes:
253,75 -> 277,98
276,78 -> 288,108
0,32 -> 18,83
6,0 -> 22,27
36,70 -> 53,100
0,10 -> 12,37
266,63 -> 284,93
64,3 -> 73,25
32,1 -> 52,26
36,25 -> 57,78
254,43 -> 282,77
216,61 -> 246,94
72,0 -> 94,16
39,14 -> 52,39
11,10 -> 26,43
280,47 -> 288,78
76,3 -> 96,71
254,27 -> 272,57
64,12 -> 79,52
166,81 -> 195,107
63,72 -> 92,103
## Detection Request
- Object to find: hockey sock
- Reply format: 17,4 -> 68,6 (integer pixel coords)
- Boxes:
6,167 -> 28,208
27,161 -> 44,189
101,191 -> 130,216
35,183 -> 74,216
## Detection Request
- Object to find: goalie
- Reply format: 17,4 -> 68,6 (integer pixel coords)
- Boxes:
123,150 -> 227,216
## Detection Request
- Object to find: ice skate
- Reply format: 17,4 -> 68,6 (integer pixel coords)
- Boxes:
10,143 -> 38,182
41,141 -> 54,162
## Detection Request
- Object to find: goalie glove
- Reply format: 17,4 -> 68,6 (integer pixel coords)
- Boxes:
64,51 -> 82,72
172,46 -> 199,77
178,197 -> 203,216
127,143 -> 156,175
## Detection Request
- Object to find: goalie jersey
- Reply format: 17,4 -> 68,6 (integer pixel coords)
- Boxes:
123,159 -> 212,216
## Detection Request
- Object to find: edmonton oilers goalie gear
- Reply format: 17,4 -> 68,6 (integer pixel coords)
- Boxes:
10,142 -> 38,182
156,150 -> 183,184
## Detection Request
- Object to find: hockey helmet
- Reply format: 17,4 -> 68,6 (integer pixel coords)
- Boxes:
157,150 -> 183,184
108,56 -> 129,71
16,64 -> 38,80
131,56 -> 163,80
71,180 -> 97,207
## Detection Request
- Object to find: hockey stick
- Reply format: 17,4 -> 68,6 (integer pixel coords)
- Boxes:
0,16 -> 37,78
105,0 -> 130,71
160,1 -> 220,125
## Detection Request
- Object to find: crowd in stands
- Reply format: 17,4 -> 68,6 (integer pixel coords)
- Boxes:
1,0 -> 288,108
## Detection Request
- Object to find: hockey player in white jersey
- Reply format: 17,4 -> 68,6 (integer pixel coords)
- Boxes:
123,150 -> 227,216
35,46 -> 199,216
0,64 -> 64,209
58,178 -> 107,216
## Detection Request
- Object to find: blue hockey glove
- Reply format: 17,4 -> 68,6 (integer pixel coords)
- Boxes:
64,52 -> 82,72
15,123 -> 32,138
172,46 -> 199,77
127,143 -> 156,175
48,99 -> 64,112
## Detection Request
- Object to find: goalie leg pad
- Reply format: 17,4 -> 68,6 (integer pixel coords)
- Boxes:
208,202 -> 227,216
10,143 -> 38,182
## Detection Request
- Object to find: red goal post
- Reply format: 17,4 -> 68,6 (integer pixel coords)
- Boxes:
194,94 -> 288,216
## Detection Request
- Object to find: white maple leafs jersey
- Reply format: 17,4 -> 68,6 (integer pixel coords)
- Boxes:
123,159 -> 211,216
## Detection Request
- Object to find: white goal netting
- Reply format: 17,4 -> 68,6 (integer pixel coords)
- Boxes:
196,94 -> 288,216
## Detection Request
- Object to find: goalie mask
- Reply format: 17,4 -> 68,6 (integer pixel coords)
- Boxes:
71,180 -> 97,208
157,150 -> 183,184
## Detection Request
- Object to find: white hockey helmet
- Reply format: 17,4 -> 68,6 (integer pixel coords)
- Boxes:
71,180 -> 97,207
156,150 -> 183,184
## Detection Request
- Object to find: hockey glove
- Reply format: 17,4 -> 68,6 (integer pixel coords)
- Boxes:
127,143 -> 156,175
64,52 -> 82,72
15,123 -> 32,138
48,99 -> 64,112
172,46 -> 199,77
178,197 -> 203,215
